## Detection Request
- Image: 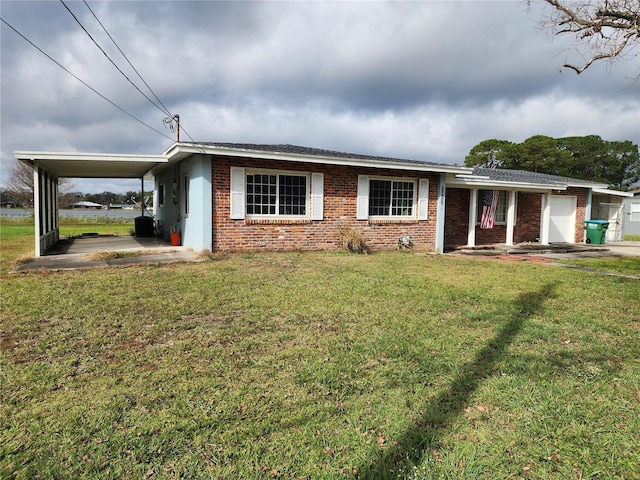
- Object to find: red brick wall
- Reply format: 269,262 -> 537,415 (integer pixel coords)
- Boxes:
444,188 -> 590,247
444,188 -> 469,247
445,188 -> 545,248
443,188 -> 513,247
514,192 -> 542,243
210,155 -> 441,252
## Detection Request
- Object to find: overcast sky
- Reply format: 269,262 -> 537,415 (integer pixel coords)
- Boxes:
1,0 -> 638,194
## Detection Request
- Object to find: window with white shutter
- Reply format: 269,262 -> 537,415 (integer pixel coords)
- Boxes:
358,175 -> 418,219
231,167 -> 322,220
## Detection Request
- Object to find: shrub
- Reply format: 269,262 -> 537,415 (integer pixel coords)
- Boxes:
337,226 -> 368,254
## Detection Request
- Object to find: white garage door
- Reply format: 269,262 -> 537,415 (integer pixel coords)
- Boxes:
549,195 -> 576,243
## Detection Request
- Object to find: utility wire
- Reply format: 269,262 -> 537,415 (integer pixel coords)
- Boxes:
59,0 -> 171,118
82,0 -> 173,120
75,0 -> 199,145
79,1 -> 197,144
0,17 -> 175,142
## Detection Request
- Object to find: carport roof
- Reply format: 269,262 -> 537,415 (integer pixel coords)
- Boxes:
15,151 -> 167,178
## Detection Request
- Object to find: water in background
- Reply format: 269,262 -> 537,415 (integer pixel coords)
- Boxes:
0,208 -> 144,221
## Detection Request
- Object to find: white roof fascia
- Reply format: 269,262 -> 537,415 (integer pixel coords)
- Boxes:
15,151 -> 166,162
447,176 -> 567,192
592,187 -> 635,197
164,143 -> 470,175
15,151 -> 167,179
568,180 -> 608,188
455,174 -> 491,180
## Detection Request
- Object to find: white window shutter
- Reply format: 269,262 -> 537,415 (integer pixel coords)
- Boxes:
356,175 -> 369,220
230,166 -> 245,220
418,178 -> 429,220
311,172 -> 324,220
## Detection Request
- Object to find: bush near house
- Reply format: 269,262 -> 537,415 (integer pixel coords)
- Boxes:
1,226 -> 639,479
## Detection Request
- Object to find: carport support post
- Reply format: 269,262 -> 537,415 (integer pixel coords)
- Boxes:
435,173 -> 446,254
140,177 -> 144,216
33,161 -> 41,257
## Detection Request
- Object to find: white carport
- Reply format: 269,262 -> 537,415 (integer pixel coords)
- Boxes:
15,151 -> 167,256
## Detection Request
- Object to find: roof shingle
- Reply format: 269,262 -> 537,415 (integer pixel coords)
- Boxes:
186,142 -> 453,168
473,167 -> 606,187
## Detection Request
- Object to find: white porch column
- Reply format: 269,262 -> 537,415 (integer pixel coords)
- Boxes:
540,193 -> 550,245
584,189 -> 593,243
435,173 -> 446,254
505,190 -> 516,246
467,188 -> 478,247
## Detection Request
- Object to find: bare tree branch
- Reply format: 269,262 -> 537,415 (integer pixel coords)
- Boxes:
538,0 -> 640,73
5,160 -> 74,205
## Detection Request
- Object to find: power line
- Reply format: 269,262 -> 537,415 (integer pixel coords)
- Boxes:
0,17 -> 175,142
81,0 -> 173,120
78,1 -> 197,144
59,0 -> 171,118
74,0 -> 198,145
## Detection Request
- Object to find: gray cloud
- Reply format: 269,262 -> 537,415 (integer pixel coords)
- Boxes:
1,0 -> 638,193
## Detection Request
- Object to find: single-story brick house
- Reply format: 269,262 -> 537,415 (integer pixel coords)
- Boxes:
151,143 -> 456,253
150,142 -> 627,253
16,143 -> 630,256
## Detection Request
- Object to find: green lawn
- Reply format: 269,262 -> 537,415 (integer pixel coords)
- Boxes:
1,223 -> 639,479
0,221 -> 133,275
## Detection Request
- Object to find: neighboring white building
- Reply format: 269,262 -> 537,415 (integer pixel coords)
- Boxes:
622,192 -> 640,238
72,201 -> 104,209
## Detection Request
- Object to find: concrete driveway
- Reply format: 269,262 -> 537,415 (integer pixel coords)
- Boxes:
14,235 -> 202,272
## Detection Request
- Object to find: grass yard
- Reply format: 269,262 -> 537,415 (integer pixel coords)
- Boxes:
0,221 -> 133,275
1,222 -> 639,479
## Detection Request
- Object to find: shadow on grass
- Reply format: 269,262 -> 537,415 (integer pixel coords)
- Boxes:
360,282 -> 558,479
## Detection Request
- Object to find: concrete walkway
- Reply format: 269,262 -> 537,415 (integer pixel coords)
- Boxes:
453,241 -> 640,260
14,235 -> 203,272
451,241 -> 640,278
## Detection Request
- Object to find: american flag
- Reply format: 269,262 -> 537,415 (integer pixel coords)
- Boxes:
480,190 -> 499,229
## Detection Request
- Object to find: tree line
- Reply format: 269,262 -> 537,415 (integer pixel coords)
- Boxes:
1,161 -> 150,208
1,188 -> 148,209
465,135 -> 639,191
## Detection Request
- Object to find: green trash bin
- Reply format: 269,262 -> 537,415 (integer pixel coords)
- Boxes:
583,220 -> 609,244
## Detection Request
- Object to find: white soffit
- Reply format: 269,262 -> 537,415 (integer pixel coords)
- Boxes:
14,151 -> 167,178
